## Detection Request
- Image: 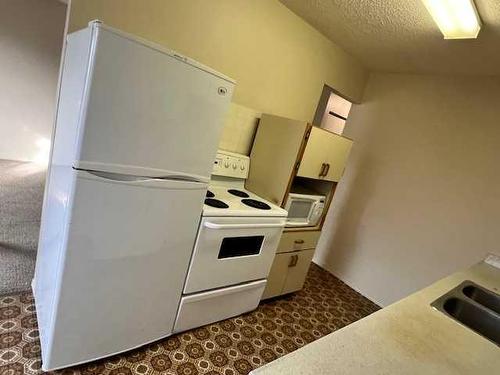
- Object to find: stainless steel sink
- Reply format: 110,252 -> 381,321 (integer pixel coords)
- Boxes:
431,281 -> 500,346
462,284 -> 500,315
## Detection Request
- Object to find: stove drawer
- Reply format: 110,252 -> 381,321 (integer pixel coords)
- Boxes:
174,279 -> 266,333
184,217 -> 285,294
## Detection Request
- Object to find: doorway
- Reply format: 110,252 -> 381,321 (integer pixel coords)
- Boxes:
0,0 -> 68,295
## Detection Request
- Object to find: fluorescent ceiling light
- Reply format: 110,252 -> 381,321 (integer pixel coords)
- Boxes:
422,0 -> 481,39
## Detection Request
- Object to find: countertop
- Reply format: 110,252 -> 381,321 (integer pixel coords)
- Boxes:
251,261 -> 500,374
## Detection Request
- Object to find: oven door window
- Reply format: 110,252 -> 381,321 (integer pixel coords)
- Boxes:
288,199 -> 313,220
218,236 -> 264,259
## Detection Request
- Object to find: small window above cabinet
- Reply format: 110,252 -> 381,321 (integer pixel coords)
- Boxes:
313,85 -> 353,136
297,126 -> 353,182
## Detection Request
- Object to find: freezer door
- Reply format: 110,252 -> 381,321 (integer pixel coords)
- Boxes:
45,170 -> 205,369
76,26 -> 234,179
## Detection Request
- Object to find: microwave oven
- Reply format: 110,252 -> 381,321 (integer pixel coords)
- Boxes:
284,192 -> 326,227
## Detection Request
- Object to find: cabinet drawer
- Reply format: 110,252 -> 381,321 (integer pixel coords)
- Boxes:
276,231 -> 320,253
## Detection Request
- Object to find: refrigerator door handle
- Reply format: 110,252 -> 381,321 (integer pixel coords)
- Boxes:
162,175 -> 207,184
79,170 -> 206,189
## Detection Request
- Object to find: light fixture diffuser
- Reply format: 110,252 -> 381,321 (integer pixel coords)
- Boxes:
422,0 -> 481,39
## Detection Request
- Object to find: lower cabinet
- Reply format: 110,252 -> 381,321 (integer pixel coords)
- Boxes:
262,248 -> 315,299
262,230 -> 320,300
282,249 -> 315,293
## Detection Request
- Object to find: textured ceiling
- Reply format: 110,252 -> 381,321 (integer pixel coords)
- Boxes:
280,0 -> 500,75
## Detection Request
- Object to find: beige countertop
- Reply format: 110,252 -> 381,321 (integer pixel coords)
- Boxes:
252,261 -> 500,375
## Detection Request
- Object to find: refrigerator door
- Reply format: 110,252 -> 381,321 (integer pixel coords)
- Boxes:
75,25 -> 234,180
44,169 -> 205,369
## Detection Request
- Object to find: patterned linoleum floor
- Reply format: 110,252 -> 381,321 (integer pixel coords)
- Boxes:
0,264 -> 380,375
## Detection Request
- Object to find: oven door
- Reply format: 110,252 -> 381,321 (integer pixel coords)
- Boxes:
183,216 -> 285,294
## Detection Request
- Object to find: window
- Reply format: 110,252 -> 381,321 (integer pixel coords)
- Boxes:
313,85 -> 353,136
218,236 -> 264,259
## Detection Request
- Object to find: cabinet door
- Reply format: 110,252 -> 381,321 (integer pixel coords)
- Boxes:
298,127 -> 352,182
322,134 -> 352,182
297,127 -> 329,180
246,114 -> 309,205
261,253 -> 290,299
282,249 -> 315,294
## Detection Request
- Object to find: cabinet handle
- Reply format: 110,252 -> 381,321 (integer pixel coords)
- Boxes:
324,163 -> 330,177
319,163 -> 326,177
294,239 -> 305,245
288,254 -> 299,267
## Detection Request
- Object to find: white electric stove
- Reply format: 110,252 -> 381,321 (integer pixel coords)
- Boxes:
203,150 -> 287,216
203,185 -> 286,216
174,150 -> 287,332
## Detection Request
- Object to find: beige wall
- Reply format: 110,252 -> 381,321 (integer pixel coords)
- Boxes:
315,73 -> 500,306
67,0 -> 367,123
0,0 -> 66,162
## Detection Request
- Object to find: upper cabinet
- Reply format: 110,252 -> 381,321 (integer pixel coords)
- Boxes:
246,115 -> 309,206
297,126 -> 352,182
246,114 -> 353,209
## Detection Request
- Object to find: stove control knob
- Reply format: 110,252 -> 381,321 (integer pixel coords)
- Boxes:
240,165 -> 245,170
224,162 -> 230,168
232,163 -> 237,169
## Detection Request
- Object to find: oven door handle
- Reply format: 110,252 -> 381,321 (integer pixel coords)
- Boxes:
204,221 -> 286,230
285,221 -> 310,227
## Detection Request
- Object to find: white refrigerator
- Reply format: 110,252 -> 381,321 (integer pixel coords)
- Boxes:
33,21 -> 234,371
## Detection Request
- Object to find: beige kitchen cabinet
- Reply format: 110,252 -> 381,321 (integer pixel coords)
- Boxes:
247,114 -> 353,299
262,253 -> 290,299
246,115 -> 309,206
297,126 -> 353,182
262,231 -> 320,299
282,249 -> 315,294
262,230 -> 320,300
246,114 -> 352,208
262,249 -> 315,299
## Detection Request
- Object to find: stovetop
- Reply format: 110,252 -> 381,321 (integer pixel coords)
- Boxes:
203,185 -> 288,217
